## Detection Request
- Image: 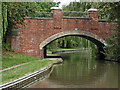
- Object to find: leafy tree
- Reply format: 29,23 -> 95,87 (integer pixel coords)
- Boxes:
2,2 -> 36,42
95,2 -> 120,61
2,2 -> 59,42
62,2 -> 91,12
0,2 -> 2,43
62,2 -> 120,61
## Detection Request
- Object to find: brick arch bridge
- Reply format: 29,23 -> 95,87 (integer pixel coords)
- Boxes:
40,30 -> 106,58
9,7 -> 113,58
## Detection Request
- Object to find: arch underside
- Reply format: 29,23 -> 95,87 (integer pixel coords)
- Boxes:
39,30 -> 107,50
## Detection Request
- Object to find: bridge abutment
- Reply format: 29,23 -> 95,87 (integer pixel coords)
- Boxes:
40,48 -> 45,58
97,46 -> 105,60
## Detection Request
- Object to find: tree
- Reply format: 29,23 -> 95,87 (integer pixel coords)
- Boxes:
95,2 -> 120,61
62,2 -> 92,12
0,1 -> 2,43
62,2 -> 120,61
2,2 -> 59,42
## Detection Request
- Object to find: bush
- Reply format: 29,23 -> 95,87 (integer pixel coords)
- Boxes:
2,43 -> 14,52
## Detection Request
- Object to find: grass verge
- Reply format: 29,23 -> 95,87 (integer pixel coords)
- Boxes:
2,50 -> 40,69
2,43 -> 54,84
2,60 -> 53,84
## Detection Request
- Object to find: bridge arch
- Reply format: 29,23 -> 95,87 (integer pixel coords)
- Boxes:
39,30 -> 107,58
39,30 -> 107,49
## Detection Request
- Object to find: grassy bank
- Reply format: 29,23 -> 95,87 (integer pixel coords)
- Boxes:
2,60 -> 53,84
2,44 -> 55,84
2,50 -> 40,69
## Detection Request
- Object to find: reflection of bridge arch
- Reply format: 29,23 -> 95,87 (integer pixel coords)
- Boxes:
39,30 -> 107,58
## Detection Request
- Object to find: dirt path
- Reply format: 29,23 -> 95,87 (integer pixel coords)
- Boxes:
0,62 -> 29,72
0,58 -> 63,73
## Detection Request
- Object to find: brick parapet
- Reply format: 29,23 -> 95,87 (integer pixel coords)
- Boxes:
8,8 -> 113,58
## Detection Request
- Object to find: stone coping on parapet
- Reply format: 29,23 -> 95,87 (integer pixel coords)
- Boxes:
51,7 -> 62,10
25,17 -> 92,20
88,8 -> 98,12
24,17 -> 112,23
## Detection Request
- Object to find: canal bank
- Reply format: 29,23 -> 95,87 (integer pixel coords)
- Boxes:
1,58 -> 63,89
29,51 -> 119,88
1,47 -> 63,89
50,49 -> 119,62
1,48 -> 118,89
52,49 -> 89,54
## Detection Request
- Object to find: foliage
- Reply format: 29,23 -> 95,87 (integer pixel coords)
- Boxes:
47,36 -> 97,56
95,2 -> 120,61
34,2 -> 60,12
2,2 -> 36,41
62,12 -> 88,18
2,2 -> 59,42
2,43 -> 12,51
96,2 -> 120,20
62,2 -> 91,12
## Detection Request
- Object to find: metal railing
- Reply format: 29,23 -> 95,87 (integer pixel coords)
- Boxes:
62,11 -> 89,18
29,11 -> 89,18
36,12 -> 52,18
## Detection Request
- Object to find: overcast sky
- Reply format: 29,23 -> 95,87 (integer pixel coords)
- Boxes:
54,0 -> 79,8
53,0 -> 119,8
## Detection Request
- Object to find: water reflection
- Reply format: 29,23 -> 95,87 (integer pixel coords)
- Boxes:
29,50 -> 118,88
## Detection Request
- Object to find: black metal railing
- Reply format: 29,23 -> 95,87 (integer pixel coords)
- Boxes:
32,11 -> 89,18
62,11 -> 89,18
36,12 -> 52,18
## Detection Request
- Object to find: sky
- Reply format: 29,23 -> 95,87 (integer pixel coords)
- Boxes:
53,0 -> 78,8
53,0 -> 119,8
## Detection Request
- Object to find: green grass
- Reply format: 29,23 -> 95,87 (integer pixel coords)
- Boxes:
2,50 -> 40,69
2,60 -> 53,84
1,44 -> 55,84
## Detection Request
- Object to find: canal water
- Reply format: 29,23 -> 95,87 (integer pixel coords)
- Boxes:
29,50 -> 118,88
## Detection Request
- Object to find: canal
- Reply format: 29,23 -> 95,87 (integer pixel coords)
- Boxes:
29,50 -> 118,88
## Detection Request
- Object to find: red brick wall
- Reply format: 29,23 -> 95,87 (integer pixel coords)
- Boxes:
10,9 -> 113,58
62,18 -> 92,32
